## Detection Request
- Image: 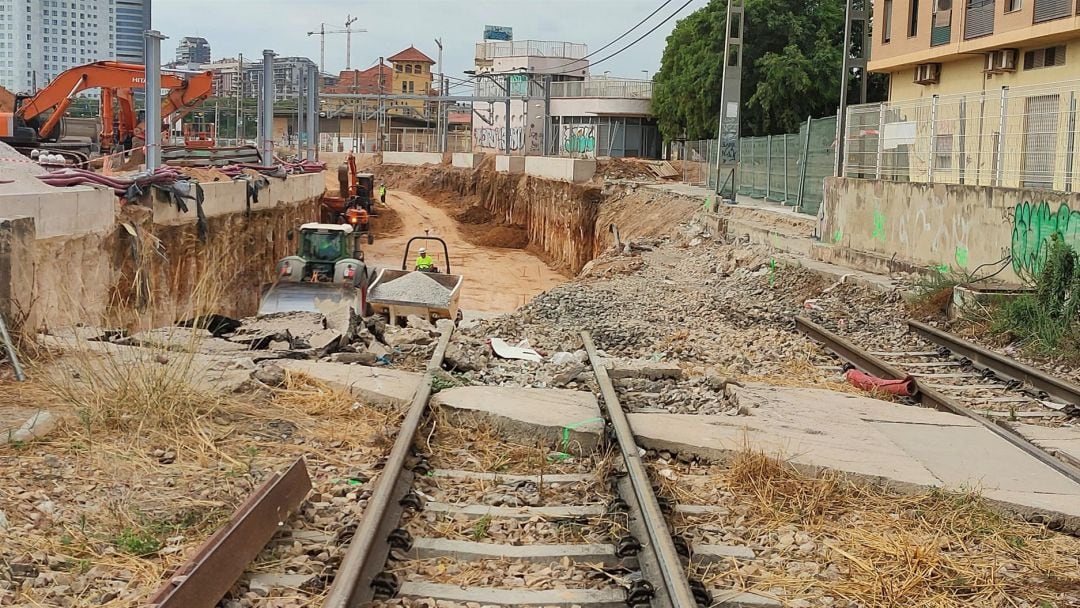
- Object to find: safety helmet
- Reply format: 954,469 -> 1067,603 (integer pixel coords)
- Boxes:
418,247 -> 427,255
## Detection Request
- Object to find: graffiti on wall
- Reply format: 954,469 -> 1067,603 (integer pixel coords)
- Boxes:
475,127 -> 525,152
1011,201 -> 1080,276
562,125 -> 596,156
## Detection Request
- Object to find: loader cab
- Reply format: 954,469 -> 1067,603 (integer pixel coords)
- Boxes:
287,223 -> 364,283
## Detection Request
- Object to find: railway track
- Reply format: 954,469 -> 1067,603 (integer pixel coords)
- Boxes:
795,315 -> 1080,483
154,328 -> 784,607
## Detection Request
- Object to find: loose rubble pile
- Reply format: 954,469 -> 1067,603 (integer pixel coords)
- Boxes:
369,271 -> 453,307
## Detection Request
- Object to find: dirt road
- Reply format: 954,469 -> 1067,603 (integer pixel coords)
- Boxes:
364,190 -> 566,314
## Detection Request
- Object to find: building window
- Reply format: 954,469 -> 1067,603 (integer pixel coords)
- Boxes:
401,81 -> 407,93
883,0 -> 893,41
1024,45 -> 1067,69
408,81 -> 414,93
908,0 -> 920,36
1006,0 -> 1021,11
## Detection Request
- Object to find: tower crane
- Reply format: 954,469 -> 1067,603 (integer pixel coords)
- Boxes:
307,15 -> 367,73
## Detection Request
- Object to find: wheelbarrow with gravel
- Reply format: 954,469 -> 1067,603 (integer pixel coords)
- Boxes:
366,236 -> 463,326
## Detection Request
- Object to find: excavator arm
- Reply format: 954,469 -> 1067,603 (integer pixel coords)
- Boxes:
16,61 -> 213,143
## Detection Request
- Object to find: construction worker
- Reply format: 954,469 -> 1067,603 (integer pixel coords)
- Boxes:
378,184 -> 388,204
415,247 -> 435,272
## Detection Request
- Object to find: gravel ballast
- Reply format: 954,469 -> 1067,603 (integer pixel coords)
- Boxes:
370,272 -> 452,307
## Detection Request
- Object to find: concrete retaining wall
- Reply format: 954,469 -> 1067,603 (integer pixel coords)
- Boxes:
152,172 -> 325,225
383,152 -> 444,166
452,153 -> 485,169
0,217 -> 35,331
0,186 -> 115,239
821,177 -> 1080,282
495,155 -> 525,174
524,157 -> 596,183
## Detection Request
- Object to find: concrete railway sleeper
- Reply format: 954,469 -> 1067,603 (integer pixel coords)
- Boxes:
795,316 -> 1080,487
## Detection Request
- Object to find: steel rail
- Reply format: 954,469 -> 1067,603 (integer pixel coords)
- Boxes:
908,319 -> 1080,408
795,316 -> 1080,485
323,328 -> 454,608
147,457 -> 312,608
582,332 -> 700,608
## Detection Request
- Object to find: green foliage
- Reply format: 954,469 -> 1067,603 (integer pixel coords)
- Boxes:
653,0 -> 886,140
992,236 -> 1080,356
113,527 -> 161,556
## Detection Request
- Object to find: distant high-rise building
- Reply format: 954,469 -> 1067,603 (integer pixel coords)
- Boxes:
114,0 -> 150,65
0,0 -> 151,94
176,36 -> 210,64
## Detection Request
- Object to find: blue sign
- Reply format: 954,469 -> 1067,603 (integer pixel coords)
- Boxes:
483,25 -> 513,41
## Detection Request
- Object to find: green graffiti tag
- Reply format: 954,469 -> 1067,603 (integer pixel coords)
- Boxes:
954,246 -> 969,268
1011,201 -> 1080,276
872,210 -> 886,242
931,263 -> 949,274
833,229 -> 843,244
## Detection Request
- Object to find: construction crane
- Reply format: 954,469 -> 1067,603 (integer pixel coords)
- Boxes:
307,15 -> 367,73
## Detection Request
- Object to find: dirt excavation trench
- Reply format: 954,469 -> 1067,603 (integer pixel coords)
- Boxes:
366,190 -> 567,314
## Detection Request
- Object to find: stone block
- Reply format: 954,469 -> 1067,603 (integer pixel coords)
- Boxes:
495,155 -> 525,174
452,153 -> 485,169
524,156 -> 596,183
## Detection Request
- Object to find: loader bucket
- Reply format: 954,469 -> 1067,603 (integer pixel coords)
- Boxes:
257,282 -> 359,321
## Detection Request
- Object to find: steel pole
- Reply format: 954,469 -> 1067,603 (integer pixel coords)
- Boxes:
261,49 -> 276,167
296,68 -> 305,158
307,64 -> 318,161
236,53 -> 243,141
144,30 -> 166,171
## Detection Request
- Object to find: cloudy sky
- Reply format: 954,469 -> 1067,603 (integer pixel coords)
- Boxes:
153,0 -> 710,83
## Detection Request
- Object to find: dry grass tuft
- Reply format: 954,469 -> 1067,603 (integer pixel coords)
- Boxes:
684,450 -> 1080,607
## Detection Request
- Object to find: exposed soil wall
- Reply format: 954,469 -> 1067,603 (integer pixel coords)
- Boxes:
30,197 -> 320,332
375,162 -> 698,274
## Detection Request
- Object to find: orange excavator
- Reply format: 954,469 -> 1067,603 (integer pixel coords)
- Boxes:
0,61 -> 213,163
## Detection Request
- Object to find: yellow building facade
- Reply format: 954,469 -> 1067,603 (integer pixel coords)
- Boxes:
388,46 -> 435,118
857,1 -> 1080,190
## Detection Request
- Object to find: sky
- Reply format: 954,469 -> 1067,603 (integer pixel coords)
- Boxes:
153,0 -> 711,84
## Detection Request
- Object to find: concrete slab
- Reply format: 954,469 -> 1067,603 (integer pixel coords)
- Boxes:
708,590 -> 782,608
409,538 -> 624,566
524,156 -> 596,183
278,360 -> 423,407
399,581 -> 625,607
1014,423 -> 1080,464
495,155 -> 525,174
628,384 -> 1080,524
452,153 -> 485,169
432,386 -> 604,454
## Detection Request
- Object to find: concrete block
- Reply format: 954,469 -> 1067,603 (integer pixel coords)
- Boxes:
452,153 -> 485,169
431,385 -> 604,454
409,538 -> 625,566
34,190 -> 82,238
495,155 -> 525,174
524,156 -> 596,183
709,590 -> 782,608
383,151 -> 443,166
399,581 -> 626,608
694,544 -> 756,563
0,193 -> 41,225
606,359 -> 683,380
74,189 -> 116,234
0,216 -> 36,330
424,501 -> 605,520
277,360 -> 423,407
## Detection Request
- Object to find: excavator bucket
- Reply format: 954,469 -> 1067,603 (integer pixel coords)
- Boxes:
257,281 -> 359,319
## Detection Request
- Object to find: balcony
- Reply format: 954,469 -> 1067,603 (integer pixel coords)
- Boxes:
474,40 -> 587,62
549,78 -> 652,99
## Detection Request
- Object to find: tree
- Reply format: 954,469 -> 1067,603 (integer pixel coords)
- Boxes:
653,0 -> 881,140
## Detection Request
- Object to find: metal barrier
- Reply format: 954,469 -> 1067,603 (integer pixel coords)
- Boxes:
672,139 -> 718,189
843,79 -> 1080,192
736,115 -> 837,216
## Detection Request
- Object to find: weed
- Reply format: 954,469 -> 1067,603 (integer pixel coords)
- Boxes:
430,373 -> 460,394
991,237 -> 1080,358
907,266 -> 974,317
113,527 -> 161,556
470,514 -> 492,541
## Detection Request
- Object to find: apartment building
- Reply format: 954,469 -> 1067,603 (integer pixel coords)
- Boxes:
1,0 -> 116,93
241,56 -> 316,101
387,46 -> 434,118
873,0 -> 1080,100
176,35 -> 209,64
847,0 -> 1080,191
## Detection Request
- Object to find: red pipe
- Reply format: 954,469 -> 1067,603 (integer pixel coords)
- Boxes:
844,368 -> 916,397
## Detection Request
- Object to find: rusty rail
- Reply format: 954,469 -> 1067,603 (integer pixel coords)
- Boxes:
146,457 -> 312,607
323,327 -> 454,608
795,316 -> 1080,485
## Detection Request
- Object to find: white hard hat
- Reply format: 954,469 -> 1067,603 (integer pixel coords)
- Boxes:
418,247 -> 427,254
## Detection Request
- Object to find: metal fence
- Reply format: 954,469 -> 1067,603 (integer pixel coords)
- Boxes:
737,116 -> 837,216
549,78 -> 652,99
671,139 -> 718,189
843,79 -> 1080,192
317,130 -> 472,154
